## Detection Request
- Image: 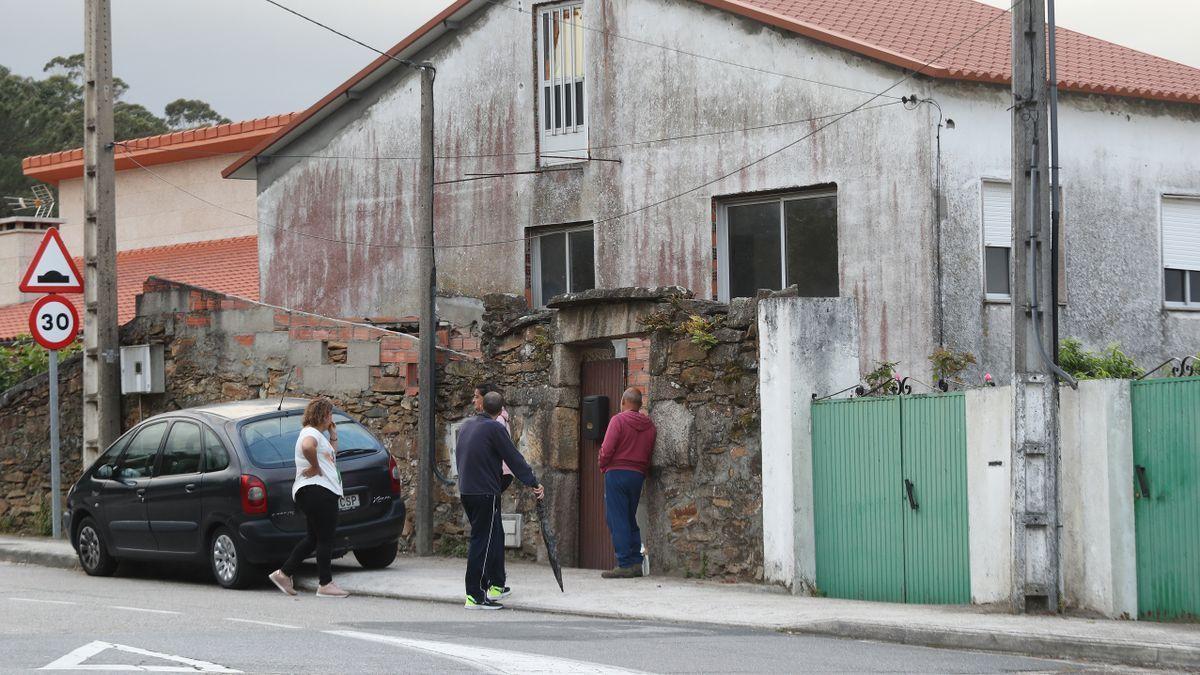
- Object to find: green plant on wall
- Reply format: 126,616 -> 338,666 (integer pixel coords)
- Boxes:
862,360 -> 899,395
637,308 -> 678,334
0,337 -> 82,393
929,347 -> 976,383
681,314 -> 721,351
1058,338 -> 1143,380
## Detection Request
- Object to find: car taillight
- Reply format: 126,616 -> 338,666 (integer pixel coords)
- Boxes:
388,454 -> 401,495
241,474 -> 268,515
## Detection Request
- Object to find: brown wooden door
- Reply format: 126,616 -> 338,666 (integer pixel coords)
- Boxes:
578,358 -> 625,570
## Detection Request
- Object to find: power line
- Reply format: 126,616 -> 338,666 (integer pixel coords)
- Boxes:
262,0 -> 423,71
111,100 -> 902,163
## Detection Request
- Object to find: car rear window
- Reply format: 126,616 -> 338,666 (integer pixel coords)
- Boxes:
240,413 -> 383,469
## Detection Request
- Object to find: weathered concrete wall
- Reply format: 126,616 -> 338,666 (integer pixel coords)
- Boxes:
58,154 -> 257,253
936,81 -> 1200,381
1060,379 -> 1138,619
757,295 -> 859,591
255,0 -> 937,376
965,384 -> 1012,605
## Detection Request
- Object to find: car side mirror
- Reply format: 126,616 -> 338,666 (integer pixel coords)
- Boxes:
96,465 -> 113,479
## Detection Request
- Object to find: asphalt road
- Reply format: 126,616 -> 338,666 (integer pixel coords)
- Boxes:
0,561 -> 1141,674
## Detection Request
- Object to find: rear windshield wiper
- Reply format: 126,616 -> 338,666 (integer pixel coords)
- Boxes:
336,448 -> 378,459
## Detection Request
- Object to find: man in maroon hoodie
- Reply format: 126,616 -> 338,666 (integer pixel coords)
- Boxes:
598,387 -> 657,578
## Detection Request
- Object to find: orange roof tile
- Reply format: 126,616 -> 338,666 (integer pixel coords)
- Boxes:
23,114 -> 297,184
0,236 -> 259,340
224,0 -> 1200,179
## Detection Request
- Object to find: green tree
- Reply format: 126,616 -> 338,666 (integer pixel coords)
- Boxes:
164,98 -> 230,130
1,54 -> 223,218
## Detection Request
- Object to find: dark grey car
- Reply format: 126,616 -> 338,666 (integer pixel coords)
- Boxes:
65,398 -> 405,588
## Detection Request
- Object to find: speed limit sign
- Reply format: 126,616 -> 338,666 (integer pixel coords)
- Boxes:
28,294 -> 80,350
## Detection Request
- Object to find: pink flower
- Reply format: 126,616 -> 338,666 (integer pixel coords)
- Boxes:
984,373 -> 994,383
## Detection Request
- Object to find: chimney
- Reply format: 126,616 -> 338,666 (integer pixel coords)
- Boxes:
0,217 -> 66,306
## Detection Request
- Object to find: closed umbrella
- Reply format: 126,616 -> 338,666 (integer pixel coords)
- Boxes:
536,498 -> 564,592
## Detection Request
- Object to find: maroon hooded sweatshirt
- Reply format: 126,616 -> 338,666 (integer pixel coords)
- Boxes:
598,410 -> 657,474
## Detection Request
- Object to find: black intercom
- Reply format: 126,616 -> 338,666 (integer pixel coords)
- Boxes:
581,395 -> 610,440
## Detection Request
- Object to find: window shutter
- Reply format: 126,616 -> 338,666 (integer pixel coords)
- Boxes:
1162,197 -> 1200,271
982,182 -> 1011,248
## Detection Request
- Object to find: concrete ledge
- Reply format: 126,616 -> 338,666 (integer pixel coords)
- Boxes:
0,537 -> 78,571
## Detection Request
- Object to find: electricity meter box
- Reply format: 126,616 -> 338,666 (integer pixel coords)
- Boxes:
120,344 -> 165,394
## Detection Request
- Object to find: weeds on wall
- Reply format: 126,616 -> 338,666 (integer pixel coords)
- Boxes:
681,314 -> 722,352
862,360 -> 899,395
929,347 -> 976,383
0,337 -> 82,393
1058,338 -> 1143,380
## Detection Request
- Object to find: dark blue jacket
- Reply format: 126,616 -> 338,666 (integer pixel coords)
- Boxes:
455,413 -> 537,495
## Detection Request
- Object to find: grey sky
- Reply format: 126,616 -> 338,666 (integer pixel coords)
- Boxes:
1,0 -> 1197,124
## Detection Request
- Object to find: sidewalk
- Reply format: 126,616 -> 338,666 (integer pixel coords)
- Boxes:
3,535 -> 1198,670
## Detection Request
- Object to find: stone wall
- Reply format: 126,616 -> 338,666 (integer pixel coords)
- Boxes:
0,356 -> 82,534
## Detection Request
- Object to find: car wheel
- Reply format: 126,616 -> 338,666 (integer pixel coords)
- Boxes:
210,527 -> 255,589
353,541 -> 398,569
76,518 -> 118,577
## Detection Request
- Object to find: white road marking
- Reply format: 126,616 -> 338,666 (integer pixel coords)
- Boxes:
223,618 -> 300,630
39,640 -> 240,672
326,629 -> 651,674
106,605 -> 181,615
9,597 -> 76,605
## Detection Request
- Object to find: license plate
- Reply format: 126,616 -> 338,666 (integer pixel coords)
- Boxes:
338,494 -> 360,511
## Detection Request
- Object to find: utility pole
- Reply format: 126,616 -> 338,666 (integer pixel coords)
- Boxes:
1010,0 -> 1070,613
415,63 -> 437,556
83,0 -> 121,465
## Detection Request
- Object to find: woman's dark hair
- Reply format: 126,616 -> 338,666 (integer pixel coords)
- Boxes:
302,397 -> 334,429
474,382 -> 499,396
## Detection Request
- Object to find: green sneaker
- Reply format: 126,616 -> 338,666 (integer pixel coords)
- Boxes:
486,585 -> 511,600
465,595 -> 503,610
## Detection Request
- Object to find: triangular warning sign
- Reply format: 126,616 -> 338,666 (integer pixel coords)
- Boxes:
40,640 -> 241,672
19,227 -> 83,294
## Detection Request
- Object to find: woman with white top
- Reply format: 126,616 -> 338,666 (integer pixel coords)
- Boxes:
269,398 -> 349,598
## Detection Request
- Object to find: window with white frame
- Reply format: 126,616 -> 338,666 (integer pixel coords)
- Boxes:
982,181 -> 1012,298
981,180 -> 1067,302
537,2 -> 587,165
531,224 -> 595,307
717,190 -> 838,301
1162,195 -> 1200,307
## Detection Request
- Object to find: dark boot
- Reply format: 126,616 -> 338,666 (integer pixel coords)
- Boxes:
601,564 -> 644,579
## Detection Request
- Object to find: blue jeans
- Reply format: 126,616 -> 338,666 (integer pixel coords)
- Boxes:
604,469 -> 645,568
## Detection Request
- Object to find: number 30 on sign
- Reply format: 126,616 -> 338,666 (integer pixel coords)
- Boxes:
28,294 -> 80,350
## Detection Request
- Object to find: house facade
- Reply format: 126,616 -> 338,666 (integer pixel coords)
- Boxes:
226,0 -> 1200,382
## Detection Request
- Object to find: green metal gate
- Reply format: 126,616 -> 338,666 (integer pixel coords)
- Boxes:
1131,376 -> 1200,621
811,393 -> 969,604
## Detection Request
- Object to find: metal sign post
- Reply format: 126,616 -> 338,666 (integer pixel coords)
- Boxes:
49,350 -> 61,539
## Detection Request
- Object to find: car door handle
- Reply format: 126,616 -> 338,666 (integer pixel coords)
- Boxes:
185,483 -> 197,493
904,479 -> 919,511
136,488 -> 146,503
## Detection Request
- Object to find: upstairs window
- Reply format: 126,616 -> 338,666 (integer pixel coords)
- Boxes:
1163,196 -> 1200,308
982,181 -> 1012,299
537,2 -> 587,165
717,191 -> 838,301
531,224 -> 595,307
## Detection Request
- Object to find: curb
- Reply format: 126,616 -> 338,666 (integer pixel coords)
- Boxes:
0,544 -> 78,571
291,579 -> 1200,672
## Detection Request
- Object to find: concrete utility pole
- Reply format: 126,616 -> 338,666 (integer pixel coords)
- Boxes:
415,63 -> 437,556
1010,0 -> 1069,613
82,0 -> 121,465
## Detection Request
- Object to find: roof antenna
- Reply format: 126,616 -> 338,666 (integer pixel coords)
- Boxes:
277,366 -> 295,411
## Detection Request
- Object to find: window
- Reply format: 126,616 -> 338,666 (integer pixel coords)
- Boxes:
159,422 -> 202,476
982,181 -> 1012,298
1163,196 -> 1200,308
531,225 -> 595,307
981,180 -> 1067,302
203,427 -> 230,473
239,413 -> 379,469
717,191 -> 838,301
537,2 -> 587,165
117,422 -> 167,479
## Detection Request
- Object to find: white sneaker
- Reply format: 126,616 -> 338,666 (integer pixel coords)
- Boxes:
316,581 -> 349,598
269,570 -> 297,596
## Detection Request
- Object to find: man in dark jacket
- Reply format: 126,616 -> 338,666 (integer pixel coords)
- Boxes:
598,387 -> 657,579
456,391 -> 543,609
